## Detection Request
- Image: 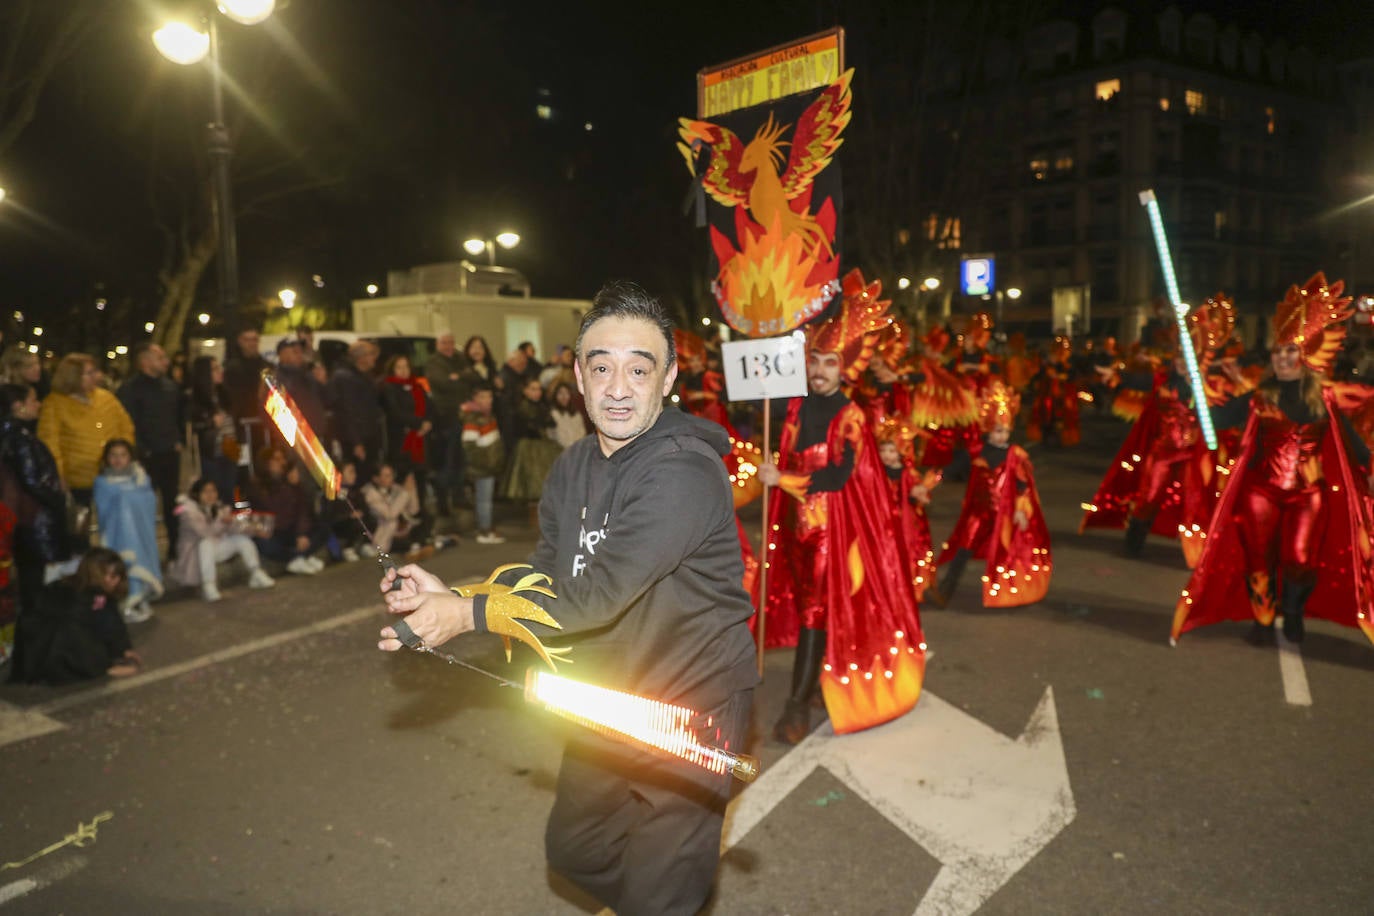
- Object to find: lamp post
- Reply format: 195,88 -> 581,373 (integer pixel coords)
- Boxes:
995,285 -> 1022,329
462,231 -> 521,266
152,1 -> 276,358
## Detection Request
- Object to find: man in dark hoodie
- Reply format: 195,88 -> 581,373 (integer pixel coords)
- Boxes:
377,281 -> 758,915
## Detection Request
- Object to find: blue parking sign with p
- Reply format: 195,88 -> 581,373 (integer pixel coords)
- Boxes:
961,256 -> 995,296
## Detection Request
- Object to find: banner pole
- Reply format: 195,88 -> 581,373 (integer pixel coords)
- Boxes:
756,398 -> 771,678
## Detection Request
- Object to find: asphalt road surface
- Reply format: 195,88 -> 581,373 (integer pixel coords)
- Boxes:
2,414 -> 1372,915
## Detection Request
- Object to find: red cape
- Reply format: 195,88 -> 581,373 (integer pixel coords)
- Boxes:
1171,389 -> 1374,645
764,397 -> 927,734
939,445 -> 1053,607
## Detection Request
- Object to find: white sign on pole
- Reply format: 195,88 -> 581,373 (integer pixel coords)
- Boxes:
721,334 -> 809,402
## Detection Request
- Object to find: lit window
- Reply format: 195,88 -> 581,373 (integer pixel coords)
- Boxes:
1159,97 -> 1170,111
536,105 -> 553,120
1055,154 -> 1075,172
1095,79 -> 1120,101
1029,157 -> 1049,180
1185,89 -> 1208,115
1265,106 -> 1275,134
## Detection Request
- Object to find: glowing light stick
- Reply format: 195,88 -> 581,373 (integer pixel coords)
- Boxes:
525,670 -> 759,783
1138,190 -> 1218,450
260,370 -> 406,590
261,370 -> 341,499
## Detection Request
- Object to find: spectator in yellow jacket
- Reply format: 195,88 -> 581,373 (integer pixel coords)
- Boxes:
37,353 -> 135,505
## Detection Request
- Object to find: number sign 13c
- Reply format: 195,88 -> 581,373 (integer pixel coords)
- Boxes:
720,334 -> 809,402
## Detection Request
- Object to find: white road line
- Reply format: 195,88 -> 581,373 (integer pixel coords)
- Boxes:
0,856 -> 88,908
0,603 -> 383,752
35,605 -> 381,716
1276,624 -> 1312,706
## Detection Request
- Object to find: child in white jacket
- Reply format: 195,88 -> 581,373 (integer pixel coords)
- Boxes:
173,478 -> 275,602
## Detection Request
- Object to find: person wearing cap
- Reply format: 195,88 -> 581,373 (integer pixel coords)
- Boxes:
274,337 -> 328,451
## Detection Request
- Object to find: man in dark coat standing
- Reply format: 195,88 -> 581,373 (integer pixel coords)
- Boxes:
117,343 -> 186,557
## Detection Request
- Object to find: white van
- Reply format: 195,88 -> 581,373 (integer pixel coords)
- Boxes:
188,332 -> 436,374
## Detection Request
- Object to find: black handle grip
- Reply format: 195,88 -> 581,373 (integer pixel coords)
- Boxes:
380,554 -> 405,592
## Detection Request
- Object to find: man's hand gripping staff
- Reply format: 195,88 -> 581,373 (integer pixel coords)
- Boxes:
377,563 -> 759,783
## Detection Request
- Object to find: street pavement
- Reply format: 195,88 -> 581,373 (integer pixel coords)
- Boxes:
2,414 -> 1373,915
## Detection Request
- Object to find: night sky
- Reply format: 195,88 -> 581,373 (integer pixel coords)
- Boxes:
1,0 -> 1368,345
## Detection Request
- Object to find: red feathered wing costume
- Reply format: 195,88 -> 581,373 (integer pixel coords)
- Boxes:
938,445 -> 1053,607
764,397 -> 926,733
1171,388 -> 1374,645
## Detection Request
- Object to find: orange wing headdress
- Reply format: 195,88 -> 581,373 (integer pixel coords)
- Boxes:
978,378 -> 1021,433
807,268 -> 893,385
1271,272 -> 1353,375
967,311 -> 994,349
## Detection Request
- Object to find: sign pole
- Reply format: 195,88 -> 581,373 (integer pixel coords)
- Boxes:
756,397 -> 771,678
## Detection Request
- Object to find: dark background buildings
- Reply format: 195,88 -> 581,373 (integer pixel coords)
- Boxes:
2,1 -> 1372,354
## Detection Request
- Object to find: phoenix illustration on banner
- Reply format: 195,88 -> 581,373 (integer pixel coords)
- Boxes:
678,69 -> 853,336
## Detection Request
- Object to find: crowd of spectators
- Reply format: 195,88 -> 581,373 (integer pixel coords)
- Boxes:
0,325 -> 592,686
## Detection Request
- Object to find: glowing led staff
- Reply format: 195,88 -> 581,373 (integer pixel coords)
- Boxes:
1138,189 -> 1218,450
525,670 -> 759,783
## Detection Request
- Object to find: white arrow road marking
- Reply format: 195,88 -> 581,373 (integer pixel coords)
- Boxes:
723,687 -> 1075,916
1276,625 -> 1312,707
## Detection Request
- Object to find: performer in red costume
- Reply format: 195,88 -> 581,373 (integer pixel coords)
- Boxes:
1173,274 -> 1374,646
1081,296 -> 1240,566
932,379 -> 1052,608
673,328 -> 762,595
1026,336 -> 1081,446
911,326 -> 981,468
759,269 -> 927,744
876,417 -> 939,602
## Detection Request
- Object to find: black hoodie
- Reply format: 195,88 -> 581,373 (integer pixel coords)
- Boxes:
476,408 -> 759,710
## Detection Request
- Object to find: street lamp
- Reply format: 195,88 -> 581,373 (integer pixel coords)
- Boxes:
152,0 -> 276,358
922,277 -> 941,291
463,231 -> 521,265
994,286 -> 1022,330
279,288 -> 297,310
897,276 -> 912,290
365,283 -> 379,297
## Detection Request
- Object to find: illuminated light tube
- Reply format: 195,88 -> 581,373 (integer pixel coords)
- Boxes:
1138,189 -> 1218,450
525,670 -> 759,783
260,371 -> 341,499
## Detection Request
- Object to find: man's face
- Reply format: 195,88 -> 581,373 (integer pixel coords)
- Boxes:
142,345 -> 168,376
807,350 -> 843,397
574,315 -> 677,456
437,334 -> 456,357
1272,343 -> 1303,381
239,331 -> 260,357
356,346 -> 378,373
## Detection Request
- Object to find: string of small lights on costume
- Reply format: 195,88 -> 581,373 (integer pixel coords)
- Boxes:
260,374 -> 759,782
1137,190 -> 1218,450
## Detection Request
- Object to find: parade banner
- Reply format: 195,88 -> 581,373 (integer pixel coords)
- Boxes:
678,29 -> 850,337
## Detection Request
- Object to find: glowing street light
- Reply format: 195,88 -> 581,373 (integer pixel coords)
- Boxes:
922,277 -> 941,291
153,1 -> 275,359
217,0 -> 276,26
144,321 -> 156,333
464,231 -> 521,265
279,288 -> 297,310
897,276 -> 912,290
197,312 -> 211,326
365,283 -> 379,296
151,22 -> 210,65
115,345 -> 129,355
1007,287 -> 1023,300
32,327 -> 42,337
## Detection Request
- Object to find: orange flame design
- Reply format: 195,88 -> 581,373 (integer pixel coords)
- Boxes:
715,214 -> 838,336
